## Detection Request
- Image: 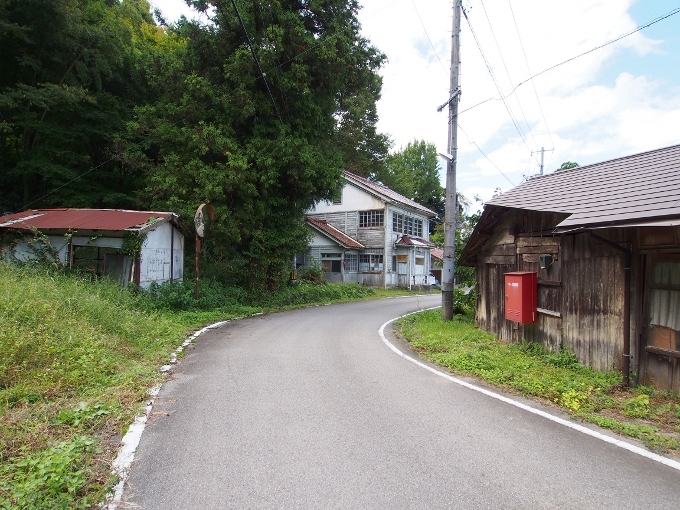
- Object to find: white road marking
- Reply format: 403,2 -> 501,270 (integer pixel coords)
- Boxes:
379,307 -> 680,472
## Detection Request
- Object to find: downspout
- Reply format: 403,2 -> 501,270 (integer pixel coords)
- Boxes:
589,232 -> 631,386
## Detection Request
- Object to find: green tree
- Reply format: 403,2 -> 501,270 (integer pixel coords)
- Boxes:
126,0 -> 387,291
556,161 -> 579,171
376,139 -> 444,221
0,0 -> 155,213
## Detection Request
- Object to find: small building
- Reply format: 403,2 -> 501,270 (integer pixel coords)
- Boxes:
0,208 -> 183,288
459,144 -> 680,392
304,170 -> 437,288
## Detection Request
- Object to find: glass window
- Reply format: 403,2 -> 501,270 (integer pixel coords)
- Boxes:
648,261 -> 680,351
359,254 -> 383,272
344,254 -> 358,272
359,210 -> 384,227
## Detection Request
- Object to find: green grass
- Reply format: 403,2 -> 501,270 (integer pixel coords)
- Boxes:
0,263 -> 434,508
398,310 -> 680,453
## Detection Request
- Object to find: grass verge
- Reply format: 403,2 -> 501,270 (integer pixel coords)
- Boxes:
398,310 -> 680,454
0,264 -> 432,508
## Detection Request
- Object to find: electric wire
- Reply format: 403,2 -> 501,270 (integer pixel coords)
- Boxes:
462,6 -> 538,165
230,0 -> 283,123
19,157 -> 115,212
410,0 -> 448,73
508,1 -> 555,154
458,124 -> 515,187
478,0 -> 537,149
459,6 -> 680,117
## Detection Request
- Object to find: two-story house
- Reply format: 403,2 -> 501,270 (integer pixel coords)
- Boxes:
303,170 -> 437,288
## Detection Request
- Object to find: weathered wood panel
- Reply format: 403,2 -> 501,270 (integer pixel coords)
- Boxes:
562,251 -> 624,371
357,228 -> 385,247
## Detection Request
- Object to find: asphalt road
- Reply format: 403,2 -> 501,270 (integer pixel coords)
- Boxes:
123,295 -> 680,509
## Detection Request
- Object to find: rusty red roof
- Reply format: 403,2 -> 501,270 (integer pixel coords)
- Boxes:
0,209 -> 177,232
343,170 -> 437,217
306,217 -> 364,249
395,235 -> 435,248
430,248 -> 444,260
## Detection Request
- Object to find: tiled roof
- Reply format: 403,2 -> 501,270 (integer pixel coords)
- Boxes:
487,144 -> 680,231
306,217 -> 364,249
0,209 -> 177,232
430,248 -> 444,260
343,170 -> 437,217
395,235 -> 435,247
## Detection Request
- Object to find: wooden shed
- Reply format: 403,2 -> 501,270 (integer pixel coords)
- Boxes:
459,144 -> 680,392
0,208 -> 184,288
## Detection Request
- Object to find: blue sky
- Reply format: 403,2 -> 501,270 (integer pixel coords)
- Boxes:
152,0 -> 680,207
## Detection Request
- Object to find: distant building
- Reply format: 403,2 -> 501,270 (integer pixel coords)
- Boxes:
0,208 -> 183,288
303,170 -> 437,288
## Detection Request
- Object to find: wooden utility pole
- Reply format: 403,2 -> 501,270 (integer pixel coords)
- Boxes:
442,0 -> 462,321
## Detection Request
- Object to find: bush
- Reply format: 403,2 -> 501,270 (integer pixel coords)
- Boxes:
453,286 -> 476,315
147,280 -> 246,311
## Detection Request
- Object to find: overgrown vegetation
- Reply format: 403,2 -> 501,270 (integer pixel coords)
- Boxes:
0,263 -> 428,508
399,310 -> 680,454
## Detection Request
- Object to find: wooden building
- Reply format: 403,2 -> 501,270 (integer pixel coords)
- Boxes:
305,170 -> 437,288
0,208 -> 184,288
459,145 -> 680,392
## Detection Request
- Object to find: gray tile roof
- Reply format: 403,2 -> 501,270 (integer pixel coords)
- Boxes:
487,144 -> 680,231
343,170 -> 437,217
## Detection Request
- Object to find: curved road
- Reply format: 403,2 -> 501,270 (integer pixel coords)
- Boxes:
123,295 -> 680,509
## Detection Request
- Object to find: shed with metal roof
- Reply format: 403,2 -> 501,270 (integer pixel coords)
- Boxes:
459,144 -> 680,393
0,208 -> 184,288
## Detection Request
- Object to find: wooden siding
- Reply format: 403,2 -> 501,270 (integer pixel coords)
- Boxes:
473,209 -> 646,375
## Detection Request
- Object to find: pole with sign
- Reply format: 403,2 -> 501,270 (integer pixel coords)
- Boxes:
194,203 -> 214,300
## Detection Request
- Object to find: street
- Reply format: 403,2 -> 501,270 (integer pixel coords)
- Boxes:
123,295 -> 680,509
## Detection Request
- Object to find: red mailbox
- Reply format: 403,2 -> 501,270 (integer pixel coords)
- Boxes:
504,272 -> 537,323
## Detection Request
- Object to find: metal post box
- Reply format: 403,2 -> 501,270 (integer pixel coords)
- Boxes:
504,272 -> 537,323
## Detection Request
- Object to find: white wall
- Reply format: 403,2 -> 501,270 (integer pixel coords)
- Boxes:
310,182 -> 384,214
139,222 -> 183,288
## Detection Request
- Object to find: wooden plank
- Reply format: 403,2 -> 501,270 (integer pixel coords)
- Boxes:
517,237 -> 560,248
488,244 -> 517,256
480,255 -> 516,265
518,246 -> 560,255
538,307 -> 561,317
538,279 -> 561,287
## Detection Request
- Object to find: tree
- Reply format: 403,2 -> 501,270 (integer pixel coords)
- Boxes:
556,161 -> 579,172
375,139 -> 445,222
126,0 -> 388,290
0,0 -> 156,213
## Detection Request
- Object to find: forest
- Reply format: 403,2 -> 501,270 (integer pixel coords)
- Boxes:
0,0 -> 392,290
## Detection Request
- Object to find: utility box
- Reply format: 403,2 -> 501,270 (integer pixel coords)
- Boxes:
505,272 -> 537,323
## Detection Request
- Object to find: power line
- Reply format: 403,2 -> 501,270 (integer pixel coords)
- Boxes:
458,123 -> 515,187
462,6 -> 538,165
478,0 -> 538,149
19,157 -> 115,212
410,0 -> 448,73
230,0 -> 283,123
508,1 -> 555,153
459,6 -> 680,117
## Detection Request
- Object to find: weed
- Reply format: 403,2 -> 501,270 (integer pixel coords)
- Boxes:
623,394 -> 650,418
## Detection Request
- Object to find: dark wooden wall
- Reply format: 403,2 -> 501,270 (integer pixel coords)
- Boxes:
473,210 -> 640,374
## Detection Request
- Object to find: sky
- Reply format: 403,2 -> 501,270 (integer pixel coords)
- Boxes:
149,0 -> 680,208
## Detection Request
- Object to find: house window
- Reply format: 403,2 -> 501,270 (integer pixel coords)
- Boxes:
392,212 -> 423,237
344,254 -> 358,272
647,260 -> 680,351
359,210 -> 384,227
415,257 -> 425,266
322,260 -> 341,273
392,255 -> 397,272
359,254 -> 383,272
321,253 -> 342,258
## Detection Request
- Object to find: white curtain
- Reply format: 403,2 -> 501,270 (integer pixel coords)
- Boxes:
650,262 -> 680,331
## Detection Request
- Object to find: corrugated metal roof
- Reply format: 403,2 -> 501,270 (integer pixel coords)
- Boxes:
306,217 -> 365,249
488,144 -> 680,230
343,170 -> 437,217
395,235 -> 435,247
0,209 -> 177,231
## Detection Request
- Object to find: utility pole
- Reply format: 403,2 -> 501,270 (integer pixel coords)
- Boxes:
530,147 -> 553,176
442,0 -> 462,321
